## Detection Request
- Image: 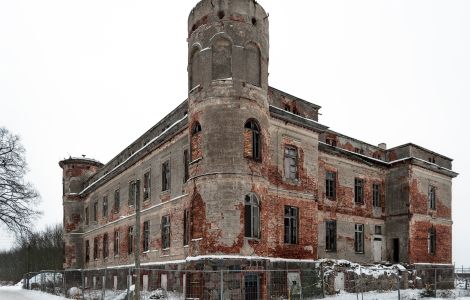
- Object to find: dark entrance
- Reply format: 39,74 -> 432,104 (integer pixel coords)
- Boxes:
245,274 -> 259,300
392,238 -> 400,263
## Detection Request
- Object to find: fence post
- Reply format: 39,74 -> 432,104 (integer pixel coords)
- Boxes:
320,263 -> 325,299
102,267 -> 106,300
397,273 -> 401,300
434,268 -> 437,297
127,267 -> 131,300
220,270 -> 224,300
81,270 -> 85,300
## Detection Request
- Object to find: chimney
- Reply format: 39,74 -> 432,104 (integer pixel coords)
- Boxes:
378,143 -> 387,150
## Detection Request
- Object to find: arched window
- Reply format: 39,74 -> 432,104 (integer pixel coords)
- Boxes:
244,120 -> 261,161
192,122 -> 202,135
212,37 -> 232,80
245,43 -> 261,87
245,193 -> 260,238
189,47 -> 201,90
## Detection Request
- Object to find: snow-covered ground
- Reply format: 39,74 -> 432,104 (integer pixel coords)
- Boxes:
0,284 -> 68,300
325,289 -> 470,300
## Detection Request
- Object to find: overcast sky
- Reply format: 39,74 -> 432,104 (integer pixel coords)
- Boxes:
1,0 -> 469,266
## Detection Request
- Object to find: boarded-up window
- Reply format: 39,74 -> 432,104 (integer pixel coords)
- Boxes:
212,37 -> 232,80
244,193 -> 260,238
244,120 -> 261,161
189,47 -> 201,90
246,43 -> 261,87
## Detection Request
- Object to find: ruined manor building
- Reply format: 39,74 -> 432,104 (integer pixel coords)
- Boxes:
60,0 -> 457,278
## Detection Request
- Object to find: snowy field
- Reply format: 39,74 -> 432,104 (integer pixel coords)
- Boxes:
0,284 -> 67,300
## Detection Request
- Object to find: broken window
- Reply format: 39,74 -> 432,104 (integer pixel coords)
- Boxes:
373,183 -> 381,207
244,120 -> 261,161
244,193 -> 260,239
102,196 -> 108,218
192,122 -> 202,135
354,224 -> 364,253
326,220 -> 337,252
162,215 -> 171,249
85,240 -> 90,263
428,185 -> 436,210
143,171 -> 151,201
93,237 -> 99,260
85,206 -> 89,225
284,146 -> 298,180
114,230 -> 120,256
246,42 -> 261,87
325,171 -> 336,199
184,150 -> 190,182
183,209 -> 190,246
428,226 -> 436,255
114,189 -> 120,213
212,37 -> 232,80
354,178 -> 364,204
162,161 -> 171,192
93,201 -> 98,222
284,206 -> 298,244
143,221 -> 150,252
128,226 -> 134,255
128,180 -> 140,206
103,233 -> 108,259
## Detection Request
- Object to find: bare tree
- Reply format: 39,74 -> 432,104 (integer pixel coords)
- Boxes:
0,127 -> 40,235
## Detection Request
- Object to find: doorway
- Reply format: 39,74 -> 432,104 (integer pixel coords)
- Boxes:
245,274 -> 259,300
373,238 -> 382,262
392,238 -> 400,263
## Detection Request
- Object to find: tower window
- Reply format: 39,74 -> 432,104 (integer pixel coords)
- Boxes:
244,120 -> 261,161
429,185 -> 436,210
246,43 -> 261,87
192,122 -> 202,135
189,47 -> 201,90
212,37 -> 232,80
245,193 -> 260,239
191,122 -> 202,161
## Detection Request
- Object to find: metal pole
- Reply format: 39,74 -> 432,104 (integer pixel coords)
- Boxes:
134,180 -> 141,300
220,270 -> 224,300
434,268 -> 437,297
127,268 -> 131,300
81,270 -> 85,300
397,273 -> 401,300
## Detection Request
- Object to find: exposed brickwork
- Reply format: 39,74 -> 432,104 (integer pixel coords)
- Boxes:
409,221 -> 452,264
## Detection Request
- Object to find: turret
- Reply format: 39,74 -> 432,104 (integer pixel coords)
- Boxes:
187,0 -> 271,256
59,157 -> 103,269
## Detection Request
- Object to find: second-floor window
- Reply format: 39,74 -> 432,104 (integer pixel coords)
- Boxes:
128,180 -> 140,206
143,171 -> 151,201
373,184 -> 381,207
114,189 -> 120,213
284,146 -> 298,180
102,196 -> 108,218
428,185 -> 436,210
143,221 -> 150,252
326,220 -> 337,252
85,207 -> 89,225
114,230 -> 120,256
162,161 -> 171,192
93,201 -> 98,222
325,172 -> 336,199
284,206 -> 298,244
128,226 -> 134,255
354,178 -> 364,204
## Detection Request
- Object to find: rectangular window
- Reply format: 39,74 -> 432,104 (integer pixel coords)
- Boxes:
93,201 -> 98,222
85,207 -> 89,225
162,215 -> 171,249
326,220 -> 337,252
93,237 -> 99,260
428,185 -> 436,210
128,181 -> 136,206
354,224 -> 364,253
143,171 -> 151,201
284,206 -> 298,244
428,227 -> 436,255
85,240 -> 90,263
183,209 -> 190,246
103,234 -> 108,259
103,196 -> 108,218
162,161 -> 171,191
354,178 -> 364,204
184,150 -> 190,182
284,146 -> 298,180
114,230 -> 120,256
143,221 -> 150,252
114,189 -> 120,213
375,225 -> 382,235
128,226 -> 134,255
325,172 -> 336,199
373,184 -> 380,207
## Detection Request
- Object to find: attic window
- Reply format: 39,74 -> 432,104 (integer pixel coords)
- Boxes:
326,138 -> 337,147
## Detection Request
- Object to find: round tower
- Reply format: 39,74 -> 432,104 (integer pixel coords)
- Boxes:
187,0 -> 271,256
59,157 -> 103,269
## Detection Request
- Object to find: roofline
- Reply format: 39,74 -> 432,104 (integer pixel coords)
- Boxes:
386,143 -> 454,161
268,86 -> 322,109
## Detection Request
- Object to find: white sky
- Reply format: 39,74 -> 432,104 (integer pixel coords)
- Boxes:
0,0 -> 469,266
